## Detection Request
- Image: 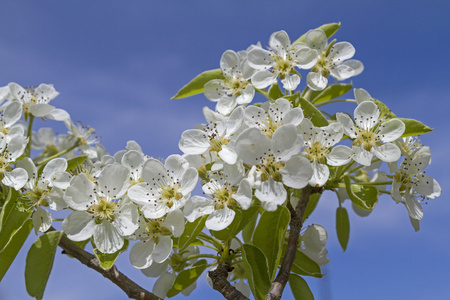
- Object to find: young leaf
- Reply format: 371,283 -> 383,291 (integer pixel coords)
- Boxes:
344,175 -> 378,210
25,230 -> 63,300
241,244 -> 271,300
65,155 -> 88,172
234,205 -> 259,235
178,215 -> 207,251
295,22 -> 341,44
252,206 -> 290,280
171,69 -> 223,100
290,250 -> 323,278
310,84 -> 352,104
303,193 -> 321,222
92,239 -> 129,270
373,99 -> 397,119
242,209 -> 258,244
166,259 -> 208,297
0,219 -> 33,281
210,209 -> 242,241
289,274 -> 315,300
268,82 -> 284,100
336,207 -> 350,251
398,118 -> 433,137
298,97 -> 329,127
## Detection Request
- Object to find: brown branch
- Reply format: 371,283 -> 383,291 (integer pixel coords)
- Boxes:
265,185 -> 323,300
208,262 -> 249,300
49,227 -> 162,300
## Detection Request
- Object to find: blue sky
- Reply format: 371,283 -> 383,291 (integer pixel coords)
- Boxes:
1,1 -> 449,299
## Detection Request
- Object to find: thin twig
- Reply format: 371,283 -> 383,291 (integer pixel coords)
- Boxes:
49,227 -> 161,300
265,185 -> 323,300
208,262 -> 249,300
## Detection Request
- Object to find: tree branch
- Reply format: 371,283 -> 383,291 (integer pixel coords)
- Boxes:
265,185 -> 323,300
49,227 -> 162,300
208,262 -> 249,300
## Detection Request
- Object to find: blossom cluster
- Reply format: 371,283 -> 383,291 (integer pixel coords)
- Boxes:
0,25 -> 442,299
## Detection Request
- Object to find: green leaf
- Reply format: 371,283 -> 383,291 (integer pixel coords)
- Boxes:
303,193 -> 321,222
0,219 -> 33,281
252,206 -> 290,280
268,82 -> 284,100
295,22 -> 341,44
310,84 -> 352,104
178,215 -> 207,251
242,209 -> 258,244
66,155 -> 88,172
241,244 -> 271,300
211,210 -> 242,241
289,274 -> 315,300
398,118 -> 433,137
373,99 -> 396,119
344,176 -> 378,210
336,207 -> 350,251
235,205 -> 259,235
166,259 -> 208,297
298,97 -> 329,127
92,239 -> 129,270
25,231 -> 63,300
290,250 -> 323,278
171,69 -> 223,100
0,188 -> 32,251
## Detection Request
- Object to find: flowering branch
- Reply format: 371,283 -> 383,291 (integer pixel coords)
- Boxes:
208,262 -> 249,300
49,227 -> 162,300
265,185 -> 323,300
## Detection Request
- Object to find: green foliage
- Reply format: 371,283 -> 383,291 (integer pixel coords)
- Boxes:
0,219 -> 32,281
398,118 -> 433,137
344,176 -> 378,210
66,155 -> 88,172
242,209 -> 258,244
241,243 -> 271,300
92,239 -> 129,270
178,215 -> 207,251
171,69 -> 223,99
297,97 -> 329,127
289,274 -> 315,300
373,99 -> 397,119
252,206 -> 290,280
295,22 -> 341,43
25,231 -> 63,300
268,82 -> 285,100
290,250 -> 323,278
303,193 -> 321,222
167,260 -> 208,297
310,84 -> 352,104
336,207 -> 350,251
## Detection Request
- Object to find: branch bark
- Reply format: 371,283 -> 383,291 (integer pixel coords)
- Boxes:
208,262 -> 249,300
49,227 -> 162,300
265,185 -> 322,300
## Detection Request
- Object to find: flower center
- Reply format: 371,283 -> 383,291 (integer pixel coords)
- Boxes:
89,197 -> 117,223
209,135 -> 230,153
257,154 -> 285,182
353,128 -> 381,151
213,185 -> 237,210
312,52 -> 332,77
160,185 -> 183,208
24,186 -> 50,207
272,55 -> 294,79
226,77 -> 248,97
304,141 -> 329,164
145,218 -> 171,240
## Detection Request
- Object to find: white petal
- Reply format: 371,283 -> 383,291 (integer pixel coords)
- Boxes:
179,167 -> 198,196
247,48 -> 272,69
284,107 -> 304,127
269,30 -> 291,56
404,194 -> 423,220
46,108 -> 70,121
372,143 -> 401,163
28,104 -> 56,117
3,101 -> 22,128
216,97 -> 237,116
327,145 -> 354,166
307,71 -> 327,91
329,42 -> 355,62
129,240 -> 155,269
353,146 -> 373,166
41,158 -> 68,182
415,174 -> 441,199
232,178 -> 252,209
94,221 -> 124,254
64,174 -> 96,210
342,60 -> 364,77
32,206 -> 52,234
236,84 -> 255,105
152,272 -> 176,298
281,74 -> 301,91
47,188 -> 67,211
128,183 -> 158,205
162,209 -> 185,237
309,161 -> 329,187
330,64 -> 354,80
220,50 -> 240,73
336,113 -> 357,138
121,150 -> 144,172
280,156 -> 313,189
183,196 -> 215,222
62,211 -> 95,241
98,164 -> 130,199
272,125 -> 303,161
218,144 -> 237,165
2,168 -> 28,190
251,70 -> 277,89
377,119 -> 405,143
114,203 -> 139,236
293,46 -> 319,69
353,101 -> 380,130
354,88 -> 372,104
153,235 -> 173,263
255,178 -> 287,210
141,260 -> 170,278
235,128 -> 271,164
206,207 -> 236,231
305,29 -> 328,51
141,158 -> 167,184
